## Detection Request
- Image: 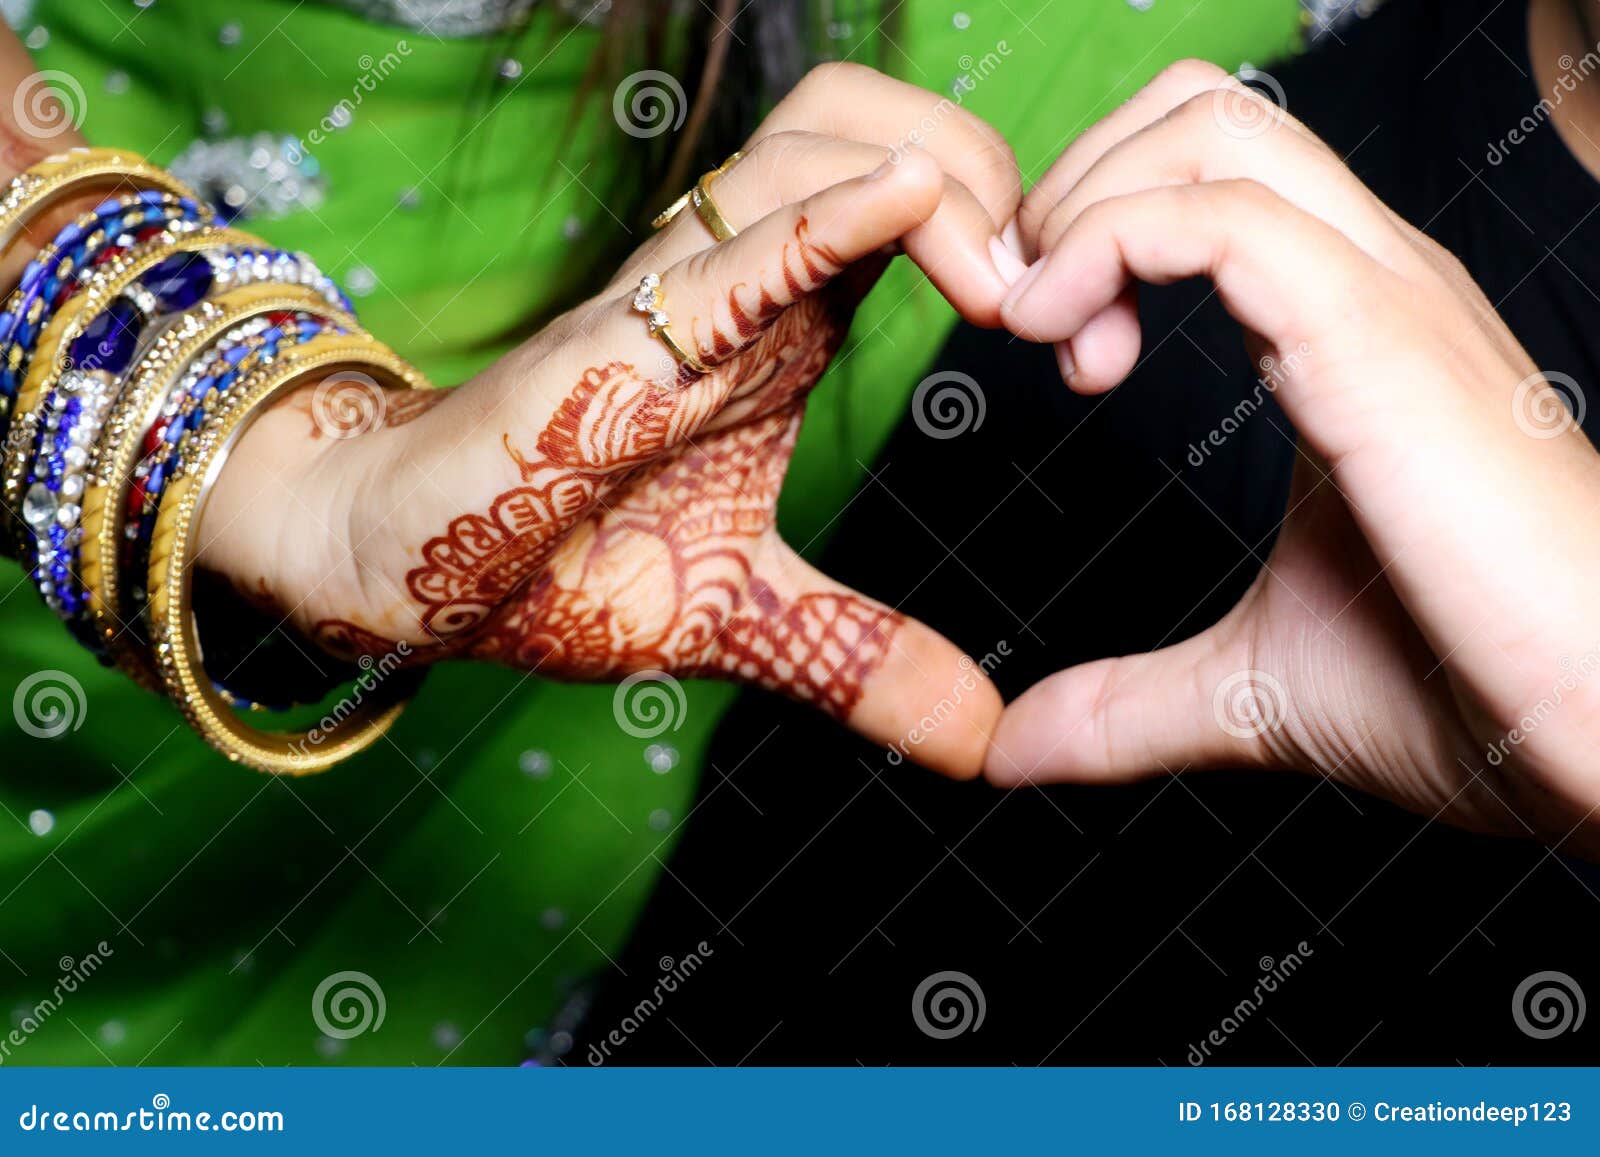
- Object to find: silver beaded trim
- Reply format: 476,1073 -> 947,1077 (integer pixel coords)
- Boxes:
23,370 -> 115,614
23,246 -> 343,620
167,134 -> 327,222
324,0 -> 537,37
205,247 -> 345,307
1301,0 -> 1383,43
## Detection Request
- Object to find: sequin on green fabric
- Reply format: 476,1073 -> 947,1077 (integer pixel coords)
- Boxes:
0,0 -> 1303,1065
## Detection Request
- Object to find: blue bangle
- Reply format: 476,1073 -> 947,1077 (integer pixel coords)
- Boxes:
25,312 -> 339,641
128,312 -> 346,708
21,248 -> 349,648
0,191 -> 206,414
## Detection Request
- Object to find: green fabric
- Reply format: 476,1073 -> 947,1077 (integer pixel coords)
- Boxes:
0,0 -> 1303,1065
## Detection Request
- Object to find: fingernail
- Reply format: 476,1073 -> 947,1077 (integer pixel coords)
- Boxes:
1001,258 -> 1046,315
987,235 -> 1028,287
1001,218 -> 1026,262
1055,340 -> 1076,382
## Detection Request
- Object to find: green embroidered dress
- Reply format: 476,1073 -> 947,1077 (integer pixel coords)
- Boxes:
0,0 -> 1304,1064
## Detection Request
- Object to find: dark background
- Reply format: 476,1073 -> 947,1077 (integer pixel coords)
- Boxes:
573,0 -> 1600,1066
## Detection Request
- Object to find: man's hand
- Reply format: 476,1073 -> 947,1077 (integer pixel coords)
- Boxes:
987,60 -> 1600,855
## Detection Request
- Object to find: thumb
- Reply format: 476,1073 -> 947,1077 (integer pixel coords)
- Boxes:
985,621 -> 1279,786
702,537 -> 1002,781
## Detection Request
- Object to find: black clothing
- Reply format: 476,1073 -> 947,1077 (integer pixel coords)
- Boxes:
577,0 -> 1600,1064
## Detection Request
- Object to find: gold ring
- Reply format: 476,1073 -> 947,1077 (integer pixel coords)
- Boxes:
650,189 -> 693,233
690,151 -> 741,241
631,272 -> 709,376
650,151 -> 743,240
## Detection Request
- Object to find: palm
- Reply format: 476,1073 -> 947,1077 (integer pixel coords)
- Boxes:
474,403 -> 895,719
1239,448 -> 1510,829
387,287 -> 904,724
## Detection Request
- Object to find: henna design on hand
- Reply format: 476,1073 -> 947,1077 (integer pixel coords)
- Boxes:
309,215 -> 899,715
700,217 -> 847,359
466,409 -> 903,719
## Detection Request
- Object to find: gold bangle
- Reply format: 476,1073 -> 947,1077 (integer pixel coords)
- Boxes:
1,225 -> 258,554
0,147 -> 205,260
79,284 -> 362,687
145,337 -> 430,775
0,189 -> 197,332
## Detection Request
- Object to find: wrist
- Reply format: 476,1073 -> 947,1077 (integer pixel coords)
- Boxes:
196,375 -> 386,646
198,373 -> 457,659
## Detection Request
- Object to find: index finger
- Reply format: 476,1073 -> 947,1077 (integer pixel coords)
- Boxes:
756,61 -> 1021,229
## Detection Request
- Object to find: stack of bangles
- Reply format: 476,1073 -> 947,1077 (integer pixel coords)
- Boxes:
0,147 -> 432,775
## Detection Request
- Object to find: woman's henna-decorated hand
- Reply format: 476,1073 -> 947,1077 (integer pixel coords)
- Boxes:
201,66 -> 1021,777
